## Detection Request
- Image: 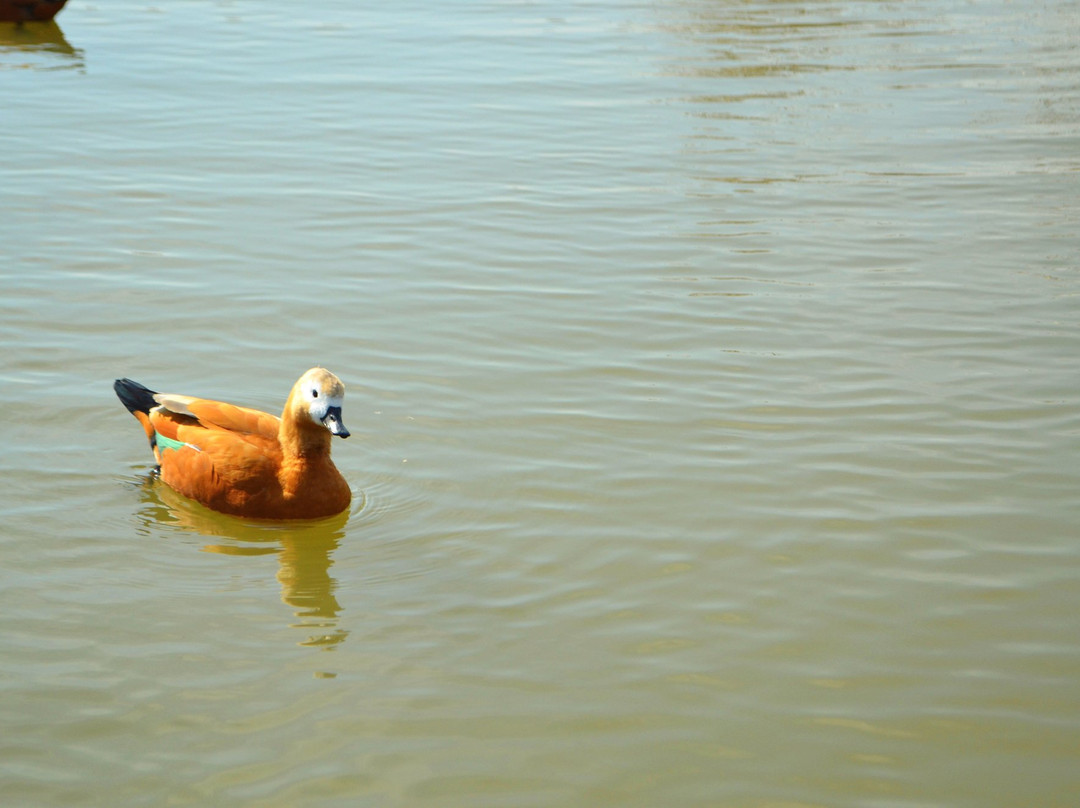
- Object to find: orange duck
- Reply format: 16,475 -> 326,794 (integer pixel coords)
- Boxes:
115,368 -> 352,520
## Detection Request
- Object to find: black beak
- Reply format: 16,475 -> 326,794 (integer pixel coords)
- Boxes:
322,406 -> 350,438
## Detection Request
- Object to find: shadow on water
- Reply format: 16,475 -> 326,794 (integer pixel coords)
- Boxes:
0,19 -> 83,71
134,473 -> 352,653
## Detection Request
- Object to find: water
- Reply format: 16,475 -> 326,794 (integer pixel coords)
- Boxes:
2,1 -> 1079,806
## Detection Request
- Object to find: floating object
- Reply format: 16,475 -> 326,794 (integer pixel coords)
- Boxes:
0,1 -> 68,23
115,368 -> 353,520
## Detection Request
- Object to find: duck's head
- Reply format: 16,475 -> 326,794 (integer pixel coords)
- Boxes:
293,367 -> 350,438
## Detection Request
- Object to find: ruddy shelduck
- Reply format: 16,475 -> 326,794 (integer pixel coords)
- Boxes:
115,368 -> 352,520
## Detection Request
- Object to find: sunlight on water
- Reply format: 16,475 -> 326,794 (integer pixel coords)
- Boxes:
2,1 -> 1078,806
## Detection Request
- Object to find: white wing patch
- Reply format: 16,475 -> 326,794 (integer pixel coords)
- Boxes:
153,393 -> 198,418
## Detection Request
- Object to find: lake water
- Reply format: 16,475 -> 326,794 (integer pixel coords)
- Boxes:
2,1 -> 1078,806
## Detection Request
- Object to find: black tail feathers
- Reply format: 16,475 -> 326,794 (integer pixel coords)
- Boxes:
114,378 -> 159,415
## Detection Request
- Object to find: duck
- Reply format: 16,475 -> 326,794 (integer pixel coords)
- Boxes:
114,368 -> 352,520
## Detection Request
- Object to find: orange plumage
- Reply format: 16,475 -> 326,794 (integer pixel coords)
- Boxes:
115,368 -> 352,520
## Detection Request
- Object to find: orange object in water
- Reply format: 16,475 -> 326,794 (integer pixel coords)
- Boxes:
0,1 -> 68,23
115,368 -> 353,520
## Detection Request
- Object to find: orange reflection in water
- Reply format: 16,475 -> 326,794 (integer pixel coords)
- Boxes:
136,473 -> 355,652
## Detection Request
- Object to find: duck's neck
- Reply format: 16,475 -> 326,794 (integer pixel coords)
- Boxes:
279,402 -> 332,460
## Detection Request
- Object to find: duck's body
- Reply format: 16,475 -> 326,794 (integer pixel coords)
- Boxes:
115,368 -> 352,520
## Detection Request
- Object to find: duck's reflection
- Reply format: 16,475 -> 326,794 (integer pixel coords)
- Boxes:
0,19 -> 83,71
136,473 -> 351,651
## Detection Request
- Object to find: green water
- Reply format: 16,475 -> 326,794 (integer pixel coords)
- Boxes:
2,1 -> 1079,806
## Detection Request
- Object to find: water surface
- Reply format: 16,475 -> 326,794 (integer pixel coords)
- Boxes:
2,1 -> 1079,806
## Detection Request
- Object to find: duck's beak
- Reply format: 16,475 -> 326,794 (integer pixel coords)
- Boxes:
322,406 -> 350,438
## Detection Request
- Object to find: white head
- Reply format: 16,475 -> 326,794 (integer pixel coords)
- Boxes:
295,367 -> 350,438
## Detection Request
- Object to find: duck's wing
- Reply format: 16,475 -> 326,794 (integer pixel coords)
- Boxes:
153,394 -> 281,439
148,408 -> 283,510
